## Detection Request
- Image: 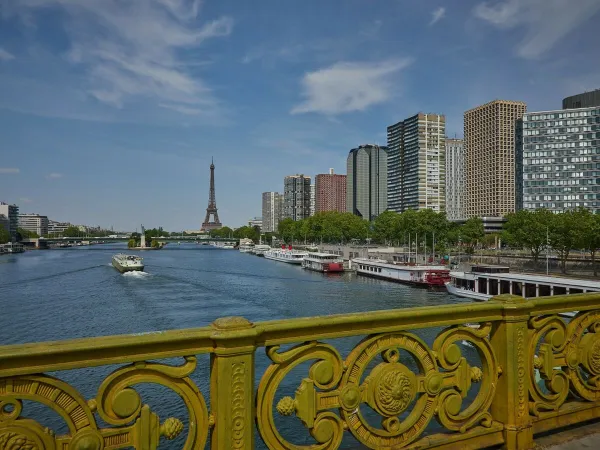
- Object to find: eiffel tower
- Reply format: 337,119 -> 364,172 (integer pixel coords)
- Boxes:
201,158 -> 222,231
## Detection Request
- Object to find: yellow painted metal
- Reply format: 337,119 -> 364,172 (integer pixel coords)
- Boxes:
1,293 -> 600,449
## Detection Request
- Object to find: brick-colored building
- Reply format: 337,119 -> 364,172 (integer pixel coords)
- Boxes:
464,99 -> 526,218
315,169 -> 346,213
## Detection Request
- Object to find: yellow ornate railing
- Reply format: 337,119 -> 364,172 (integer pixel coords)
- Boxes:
2,293 -> 600,449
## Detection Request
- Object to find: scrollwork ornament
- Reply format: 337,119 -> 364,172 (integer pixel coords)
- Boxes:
95,356 -> 208,449
528,315 -> 569,415
340,333 -> 438,448
433,323 -> 498,432
564,311 -> 600,401
256,342 -> 344,450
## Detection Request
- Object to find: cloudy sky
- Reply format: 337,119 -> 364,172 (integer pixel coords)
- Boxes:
1,0 -> 599,230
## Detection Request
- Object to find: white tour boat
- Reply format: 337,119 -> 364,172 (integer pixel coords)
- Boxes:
254,244 -> 271,257
353,258 -> 450,287
264,246 -> 308,264
446,265 -> 600,316
239,243 -> 255,253
112,254 -> 144,273
302,252 -> 344,273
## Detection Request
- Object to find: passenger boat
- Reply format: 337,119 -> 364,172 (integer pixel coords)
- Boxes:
302,252 -> 344,273
0,242 -> 24,253
112,254 -> 144,273
352,258 -> 450,287
446,265 -> 600,302
264,245 -> 308,264
239,243 -> 255,253
254,244 -> 271,257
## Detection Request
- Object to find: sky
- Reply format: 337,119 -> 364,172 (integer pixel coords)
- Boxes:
0,0 -> 599,231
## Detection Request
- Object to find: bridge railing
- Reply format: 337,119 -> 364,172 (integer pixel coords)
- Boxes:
2,293 -> 600,449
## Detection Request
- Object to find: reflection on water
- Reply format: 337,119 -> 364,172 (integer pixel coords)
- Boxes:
0,243 -> 473,449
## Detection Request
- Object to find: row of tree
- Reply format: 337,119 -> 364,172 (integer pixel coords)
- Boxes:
503,208 -> 600,274
277,210 -> 486,254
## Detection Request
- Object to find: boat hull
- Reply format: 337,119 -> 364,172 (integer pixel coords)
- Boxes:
264,253 -> 303,264
353,259 -> 449,287
445,282 -> 491,301
112,259 -> 144,273
302,260 -> 344,273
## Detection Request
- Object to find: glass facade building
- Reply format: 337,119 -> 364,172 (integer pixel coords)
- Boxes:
519,106 -> 600,213
445,138 -> 465,220
283,175 -> 311,221
346,144 -> 388,220
387,113 -> 446,212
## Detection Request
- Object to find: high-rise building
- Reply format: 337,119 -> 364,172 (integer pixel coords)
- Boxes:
310,184 -> 315,216
18,213 -> 49,236
445,138 -> 465,220
261,192 -> 283,232
464,99 -> 526,218
563,90 -> 600,109
518,106 -> 600,213
347,144 -> 388,220
315,169 -> 346,213
387,113 -> 446,212
283,175 -> 311,221
0,202 -> 19,241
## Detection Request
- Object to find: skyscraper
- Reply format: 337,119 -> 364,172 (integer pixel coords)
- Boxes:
315,169 -> 346,213
464,99 -> 526,218
283,175 -> 311,221
445,138 -> 465,220
310,184 -> 316,216
347,144 -> 388,220
519,106 -> 600,213
261,192 -> 283,232
387,113 -> 446,212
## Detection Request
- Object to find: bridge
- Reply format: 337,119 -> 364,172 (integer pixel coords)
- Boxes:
1,293 -> 600,449
21,235 -> 237,247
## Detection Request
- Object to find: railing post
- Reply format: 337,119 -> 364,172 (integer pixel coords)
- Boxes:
489,294 -> 533,450
210,317 -> 257,450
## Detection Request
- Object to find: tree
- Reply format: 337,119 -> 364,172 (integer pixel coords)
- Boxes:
0,225 -> 9,244
548,210 -> 581,274
151,239 -> 160,249
574,208 -> 600,276
127,239 -> 137,248
372,211 -> 400,244
63,226 -> 82,237
17,228 -> 40,239
460,217 -> 484,253
502,209 -> 552,261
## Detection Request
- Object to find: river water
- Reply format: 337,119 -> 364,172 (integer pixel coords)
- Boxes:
0,244 -> 473,449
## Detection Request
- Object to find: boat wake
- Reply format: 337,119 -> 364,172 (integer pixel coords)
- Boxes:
122,271 -> 151,278
461,340 -> 474,348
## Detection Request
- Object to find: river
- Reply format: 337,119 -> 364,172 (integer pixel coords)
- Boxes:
0,243 -> 473,449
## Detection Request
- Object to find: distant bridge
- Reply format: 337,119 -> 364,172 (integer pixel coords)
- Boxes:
22,236 -> 237,247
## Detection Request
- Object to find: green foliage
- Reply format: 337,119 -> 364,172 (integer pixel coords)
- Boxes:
0,225 -> 9,244
459,217 -> 485,251
574,209 -> 600,276
130,232 -> 141,240
548,210 -> 583,274
16,227 -> 39,240
209,226 -> 234,239
127,239 -> 137,248
144,227 -> 167,242
151,239 -> 160,248
503,209 -> 553,261
278,212 -> 369,244
63,226 -> 82,237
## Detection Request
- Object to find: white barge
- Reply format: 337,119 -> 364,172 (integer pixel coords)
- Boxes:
264,247 -> 308,264
112,254 -> 144,273
352,258 -> 450,287
446,264 -> 600,300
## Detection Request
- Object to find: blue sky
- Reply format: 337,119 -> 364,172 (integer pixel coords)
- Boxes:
1,0 -> 599,230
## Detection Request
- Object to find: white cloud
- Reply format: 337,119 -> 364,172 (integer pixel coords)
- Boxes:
291,58 -> 413,115
0,168 -> 20,174
0,48 -> 15,61
474,0 -> 600,58
8,1 -> 233,113
47,172 -> 63,179
430,7 -> 446,26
